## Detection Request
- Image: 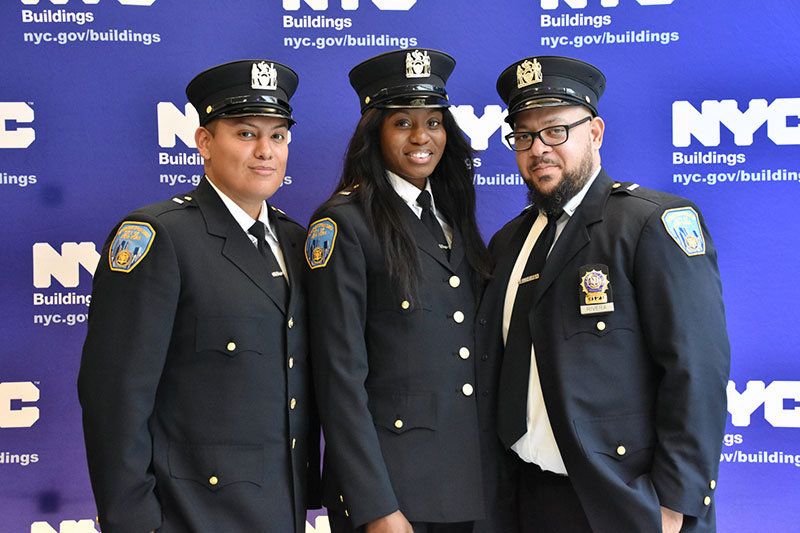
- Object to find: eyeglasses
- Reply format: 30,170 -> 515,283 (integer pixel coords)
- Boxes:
504,116 -> 592,151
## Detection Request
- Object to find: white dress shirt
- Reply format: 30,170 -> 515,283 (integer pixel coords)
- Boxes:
503,167 -> 601,474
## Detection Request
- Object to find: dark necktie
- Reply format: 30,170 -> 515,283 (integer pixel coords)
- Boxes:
416,190 -> 449,255
248,221 -> 288,307
497,211 -> 561,448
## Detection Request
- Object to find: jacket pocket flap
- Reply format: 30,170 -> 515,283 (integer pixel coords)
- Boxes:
368,389 -> 437,434
574,412 -> 655,462
168,441 -> 264,490
195,316 -> 268,356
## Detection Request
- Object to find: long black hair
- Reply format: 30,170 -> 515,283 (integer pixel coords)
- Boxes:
320,107 -> 491,297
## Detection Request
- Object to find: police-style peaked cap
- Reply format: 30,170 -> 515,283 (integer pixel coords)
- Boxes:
496,55 -> 605,123
186,59 -> 298,126
349,49 -> 455,114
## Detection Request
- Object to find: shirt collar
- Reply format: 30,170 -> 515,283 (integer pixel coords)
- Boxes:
386,170 -> 435,210
205,175 -> 277,239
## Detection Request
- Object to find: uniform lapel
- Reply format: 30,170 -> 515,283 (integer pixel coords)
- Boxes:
396,195 -> 453,272
477,208 -> 539,314
195,179 -> 287,314
533,170 -> 612,306
269,204 -> 299,316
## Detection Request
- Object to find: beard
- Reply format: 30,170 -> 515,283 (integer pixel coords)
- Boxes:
526,145 -> 595,216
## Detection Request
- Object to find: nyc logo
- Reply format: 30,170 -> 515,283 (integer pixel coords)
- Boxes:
540,0 -> 674,8
283,0 -> 416,10
0,102 -> 35,149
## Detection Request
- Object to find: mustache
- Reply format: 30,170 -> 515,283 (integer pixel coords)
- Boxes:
528,157 -> 560,170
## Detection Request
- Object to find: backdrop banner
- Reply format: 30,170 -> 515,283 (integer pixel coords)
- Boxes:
2,1 -> 798,531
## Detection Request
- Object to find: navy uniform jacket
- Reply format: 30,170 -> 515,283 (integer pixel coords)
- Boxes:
476,170 -> 730,532
78,177 -> 319,533
306,191 -> 512,530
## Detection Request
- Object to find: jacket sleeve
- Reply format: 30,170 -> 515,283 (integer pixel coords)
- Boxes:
633,202 -> 731,518
305,207 -> 400,527
77,214 -> 180,533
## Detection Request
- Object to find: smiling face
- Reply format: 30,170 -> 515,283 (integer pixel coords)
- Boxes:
379,108 -> 446,189
513,105 -> 604,211
195,116 -> 289,219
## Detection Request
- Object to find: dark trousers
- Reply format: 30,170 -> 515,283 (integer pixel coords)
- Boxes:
328,511 -> 473,533
516,458 -> 592,533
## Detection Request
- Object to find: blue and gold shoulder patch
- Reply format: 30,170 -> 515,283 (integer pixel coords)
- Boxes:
109,221 -> 156,273
661,207 -> 705,256
305,218 -> 337,269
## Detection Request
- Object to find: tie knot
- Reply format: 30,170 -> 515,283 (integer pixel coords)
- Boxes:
416,190 -> 433,211
547,211 -> 561,226
248,221 -> 266,241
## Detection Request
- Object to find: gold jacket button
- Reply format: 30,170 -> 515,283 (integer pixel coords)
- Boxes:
596,321 -> 606,331
462,383 -> 474,396
394,419 -> 404,429
710,479 -> 717,490
288,357 -> 294,369
226,342 -> 236,352
208,476 -> 218,486
449,275 -> 461,288
401,300 -> 410,309
290,398 -> 297,410
453,311 -> 465,323
703,496 -> 711,506
616,445 -> 626,456
292,438 -> 296,449
339,494 -> 344,503
288,317 -> 294,328
612,183 -> 621,189
459,347 -> 470,360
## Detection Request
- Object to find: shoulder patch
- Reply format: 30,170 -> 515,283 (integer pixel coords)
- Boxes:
109,221 -> 156,272
305,218 -> 338,269
661,207 -> 705,256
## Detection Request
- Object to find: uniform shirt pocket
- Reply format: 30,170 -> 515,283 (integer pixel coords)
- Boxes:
168,441 -> 264,491
367,389 -> 437,434
195,315 -> 269,356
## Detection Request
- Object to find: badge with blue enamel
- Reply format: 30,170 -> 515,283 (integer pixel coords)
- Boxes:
109,221 -> 156,273
305,217 -> 337,269
578,264 -> 614,315
662,207 -> 705,256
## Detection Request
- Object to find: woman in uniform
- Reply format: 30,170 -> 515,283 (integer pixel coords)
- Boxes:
305,49 -> 512,533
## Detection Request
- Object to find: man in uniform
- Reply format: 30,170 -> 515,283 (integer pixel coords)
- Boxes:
78,60 -> 318,533
475,55 -> 730,532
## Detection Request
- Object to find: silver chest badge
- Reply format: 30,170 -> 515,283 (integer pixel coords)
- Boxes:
517,58 -> 543,88
406,50 -> 431,78
251,61 -> 278,90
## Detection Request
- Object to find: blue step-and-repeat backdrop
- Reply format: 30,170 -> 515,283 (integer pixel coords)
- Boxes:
2,0 -> 799,531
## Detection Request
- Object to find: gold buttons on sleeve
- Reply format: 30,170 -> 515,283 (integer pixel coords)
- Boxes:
459,347 -> 470,360
616,445 -> 626,456
453,311 -> 465,323
290,398 -> 297,410
394,419 -> 404,429
288,317 -> 294,328
288,357 -> 294,369
703,496 -> 711,506
710,479 -> 717,490
449,275 -> 461,288
226,342 -> 236,352
208,476 -> 218,486
462,383 -> 474,396
596,321 -> 606,331
401,300 -> 410,309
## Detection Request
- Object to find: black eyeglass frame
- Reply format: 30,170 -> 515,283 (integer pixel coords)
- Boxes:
504,116 -> 592,151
